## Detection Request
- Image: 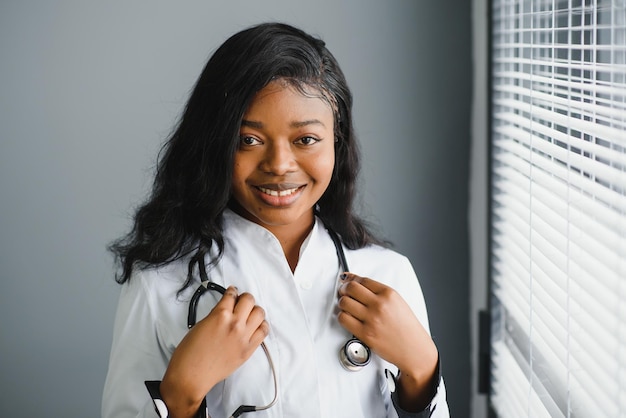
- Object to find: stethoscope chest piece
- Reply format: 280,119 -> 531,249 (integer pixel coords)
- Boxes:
339,337 -> 371,371
327,227 -> 373,372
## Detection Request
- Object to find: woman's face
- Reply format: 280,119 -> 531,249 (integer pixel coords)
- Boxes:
231,80 -> 335,236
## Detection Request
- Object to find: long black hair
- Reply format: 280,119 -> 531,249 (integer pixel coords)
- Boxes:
109,22 -> 385,288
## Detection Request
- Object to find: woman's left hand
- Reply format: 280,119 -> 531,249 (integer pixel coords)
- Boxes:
337,273 -> 439,411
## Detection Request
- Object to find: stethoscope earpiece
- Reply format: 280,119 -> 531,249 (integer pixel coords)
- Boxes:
339,337 -> 371,371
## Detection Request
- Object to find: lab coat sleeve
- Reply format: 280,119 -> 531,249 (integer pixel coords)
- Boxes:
102,271 -> 170,418
388,255 -> 450,418
391,358 -> 449,418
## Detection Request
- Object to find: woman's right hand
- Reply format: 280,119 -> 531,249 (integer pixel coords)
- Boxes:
160,286 -> 269,418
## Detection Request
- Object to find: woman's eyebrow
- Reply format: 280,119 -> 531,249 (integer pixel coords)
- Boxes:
241,119 -> 263,128
290,119 -> 326,128
240,119 -> 326,129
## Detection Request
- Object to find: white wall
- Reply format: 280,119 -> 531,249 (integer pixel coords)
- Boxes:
0,2 -> 472,415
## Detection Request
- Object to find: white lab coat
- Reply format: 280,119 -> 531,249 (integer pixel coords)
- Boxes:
102,209 -> 449,418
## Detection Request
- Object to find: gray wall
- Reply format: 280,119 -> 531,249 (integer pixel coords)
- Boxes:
0,2 -> 472,416
470,0 -> 490,416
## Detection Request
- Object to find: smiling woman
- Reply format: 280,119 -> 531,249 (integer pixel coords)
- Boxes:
231,81 -> 336,270
102,22 -> 449,418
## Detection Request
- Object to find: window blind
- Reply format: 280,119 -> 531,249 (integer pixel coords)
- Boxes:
489,0 -> 626,416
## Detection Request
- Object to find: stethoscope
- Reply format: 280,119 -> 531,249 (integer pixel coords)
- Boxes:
187,227 -> 371,417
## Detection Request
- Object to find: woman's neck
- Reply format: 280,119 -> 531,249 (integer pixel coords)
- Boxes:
266,216 -> 314,273
228,203 -> 314,273
279,228 -> 312,273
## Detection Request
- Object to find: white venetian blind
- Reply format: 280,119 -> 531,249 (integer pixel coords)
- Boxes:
489,0 -> 626,416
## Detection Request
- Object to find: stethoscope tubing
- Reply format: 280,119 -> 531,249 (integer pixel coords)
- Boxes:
185,226 -> 371,415
327,228 -> 372,370
188,280 -> 227,329
188,279 -> 278,417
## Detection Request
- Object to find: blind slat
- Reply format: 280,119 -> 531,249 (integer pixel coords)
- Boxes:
493,163 -> 626,254
489,1 -> 626,416
494,139 -> 626,235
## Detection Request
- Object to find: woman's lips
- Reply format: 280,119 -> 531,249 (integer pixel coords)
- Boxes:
257,186 -> 299,197
253,183 -> 305,206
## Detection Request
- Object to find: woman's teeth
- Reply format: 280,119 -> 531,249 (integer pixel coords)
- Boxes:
258,187 -> 299,197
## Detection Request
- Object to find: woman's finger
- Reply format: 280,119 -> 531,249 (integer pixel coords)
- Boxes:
337,309 -> 364,337
338,276 -> 378,307
343,273 -> 387,294
249,319 -> 270,346
232,292 -> 257,316
207,286 -> 238,316
337,294 -> 367,321
246,304 -> 266,327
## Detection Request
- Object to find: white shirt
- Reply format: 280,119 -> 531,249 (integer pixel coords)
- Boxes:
102,209 -> 449,418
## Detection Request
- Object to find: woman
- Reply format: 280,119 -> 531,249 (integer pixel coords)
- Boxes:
102,22 -> 449,418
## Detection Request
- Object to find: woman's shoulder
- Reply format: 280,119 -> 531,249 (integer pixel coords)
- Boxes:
125,256 -> 195,298
343,243 -> 416,280
345,242 -> 410,264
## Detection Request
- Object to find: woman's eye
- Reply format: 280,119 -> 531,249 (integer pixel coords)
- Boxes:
239,136 -> 260,146
295,136 -> 320,146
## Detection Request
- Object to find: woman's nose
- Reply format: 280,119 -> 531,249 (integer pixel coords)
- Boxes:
260,142 -> 297,175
